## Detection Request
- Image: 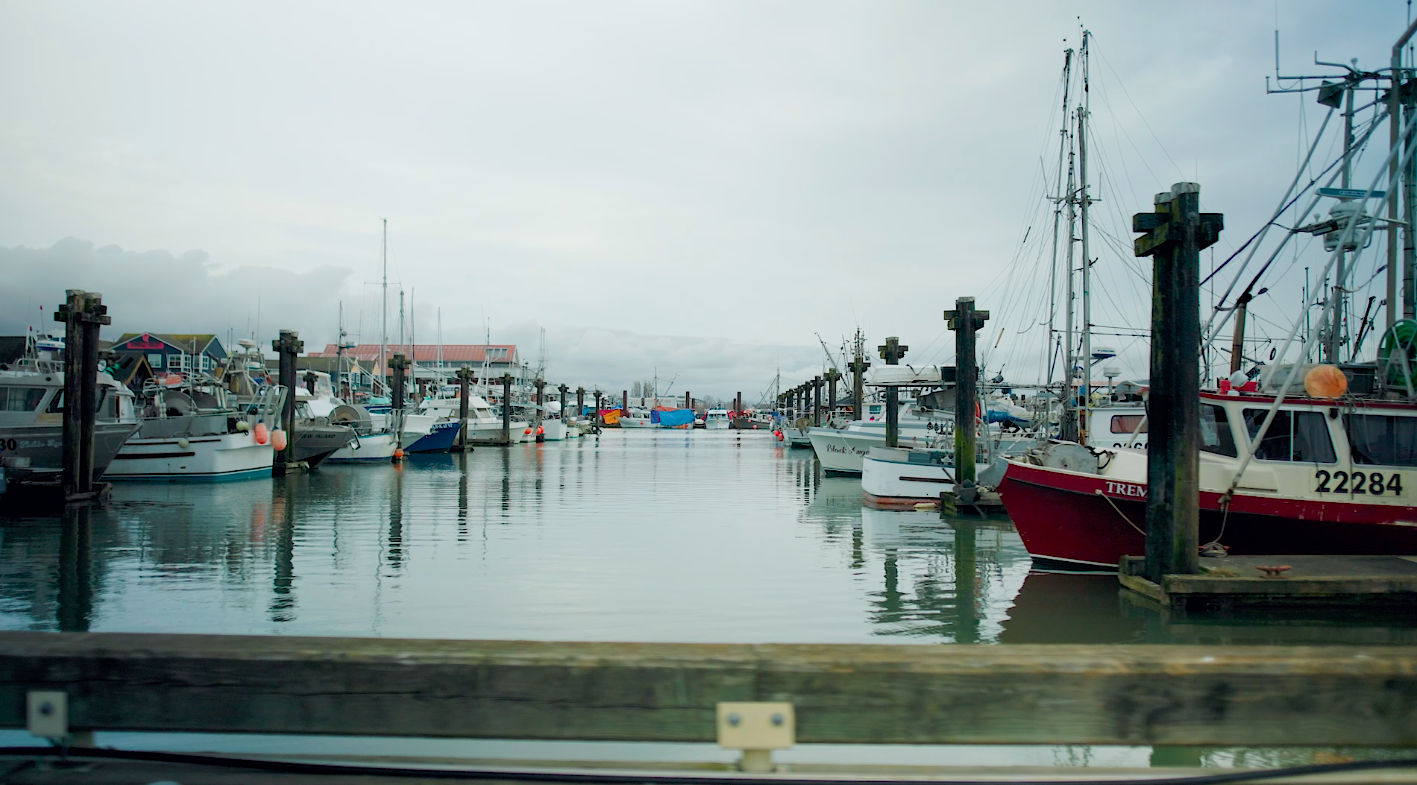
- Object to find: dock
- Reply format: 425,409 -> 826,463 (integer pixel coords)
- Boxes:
1120,553 -> 1417,612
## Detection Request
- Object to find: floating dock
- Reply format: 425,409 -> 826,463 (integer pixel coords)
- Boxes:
1120,553 -> 1417,612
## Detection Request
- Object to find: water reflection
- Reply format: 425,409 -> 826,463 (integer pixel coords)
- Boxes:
0,430 -> 1407,644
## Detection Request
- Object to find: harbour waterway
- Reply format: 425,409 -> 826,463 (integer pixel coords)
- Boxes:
2,429 -> 1411,645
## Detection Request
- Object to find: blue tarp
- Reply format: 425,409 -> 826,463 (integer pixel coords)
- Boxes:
656,409 -> 695,427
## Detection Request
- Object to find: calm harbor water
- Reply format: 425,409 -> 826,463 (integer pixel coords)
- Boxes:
2,429 -> 1414,644
0,429 -> 1410,767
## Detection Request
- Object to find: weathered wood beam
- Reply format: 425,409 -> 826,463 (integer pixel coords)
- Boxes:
1,634 -> 1415,746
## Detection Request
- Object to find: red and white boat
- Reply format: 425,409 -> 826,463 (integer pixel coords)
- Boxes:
999,384 -> 1417,569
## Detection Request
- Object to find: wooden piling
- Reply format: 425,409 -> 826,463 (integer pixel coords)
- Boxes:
1133,182 -> 1223,581
453,367 -> 473,453
559,383 -> 570,423
877,337 -> 907,449
272,330 -> 304,473
684,391 -> 691,411
850,352 -> 869,422
533,378 -> 546,443
55,290 -> 110,501
388,353 -> 410,456
824,368 -> 840,420
502,374 -> 515,445
593,391 -> 603,429
812,376 -> 822,427
622,390 -> 628,414
946,298 -> 989,487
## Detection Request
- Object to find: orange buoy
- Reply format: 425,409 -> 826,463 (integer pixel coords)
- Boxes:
524,427 -> 532,435
1304,364 -> 1347,399
536,426 -> 544,435
393,448 -> 405,460
271,429 -> 287,451
253,423 -> 269,445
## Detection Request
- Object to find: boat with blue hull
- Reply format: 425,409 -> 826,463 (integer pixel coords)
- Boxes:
405,420 -> 460,453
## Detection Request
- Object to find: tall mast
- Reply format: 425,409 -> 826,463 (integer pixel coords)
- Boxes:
1077,30 -> 1093,444
379,218 -> 388,397
1060,78 -> 1080,442
1325,82 -> 1356,363
1047,48 -> 1074,393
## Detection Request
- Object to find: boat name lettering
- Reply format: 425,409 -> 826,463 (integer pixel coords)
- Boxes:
1105,481 -> 1146,498
1315,469 -> 1403,496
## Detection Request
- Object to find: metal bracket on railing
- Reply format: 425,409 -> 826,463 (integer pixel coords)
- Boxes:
716,702 -> 794,773
27,691 -> 67,740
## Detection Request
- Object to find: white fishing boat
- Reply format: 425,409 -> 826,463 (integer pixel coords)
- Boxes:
703,409 -> 731,430
109,378 -> 275,482
619,408 -> 653,428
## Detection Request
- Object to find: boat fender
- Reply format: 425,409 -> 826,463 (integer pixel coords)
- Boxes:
176,438 -> 189,449
523,427 -> 532,435
536,426 -> 544,435
253,423 -> 269,445
271,429 -> 287,451
235,421 -> 251,432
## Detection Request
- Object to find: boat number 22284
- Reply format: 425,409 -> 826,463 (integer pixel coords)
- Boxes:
1314,470 -> 1403,496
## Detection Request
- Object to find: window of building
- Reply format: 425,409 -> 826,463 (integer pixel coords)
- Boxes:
1200,404 -> 1238,457
1109,414 -> 1147,434
1,386 -> 48,412
1242,408 -> 1336,463
146,353 -> 163,369
1345,414 -> 1417,466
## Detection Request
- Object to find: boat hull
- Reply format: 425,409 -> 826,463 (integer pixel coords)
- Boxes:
998,460 -> 1417,569
108,431 -> 274,481
705,420 -> 730,430
0,422 -> 140,480
326,433 -> 399,463
405,421 -> 460,453
291,424 -> 355,469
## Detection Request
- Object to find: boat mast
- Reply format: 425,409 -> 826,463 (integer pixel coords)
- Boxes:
379,218 -> 388,397
1077,30 -> 1093,444
1048,48 -> 1074,400
1325,82 -> 1356,363
1060,77 -> 1080,442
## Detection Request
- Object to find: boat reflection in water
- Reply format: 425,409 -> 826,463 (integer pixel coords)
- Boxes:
0,431 -> 1412,647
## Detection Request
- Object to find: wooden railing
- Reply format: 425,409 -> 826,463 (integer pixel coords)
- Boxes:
0,632 -> 1414,746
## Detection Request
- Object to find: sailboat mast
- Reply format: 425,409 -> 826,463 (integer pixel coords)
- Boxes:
1060,90 -> 1080,442
1078,30 -> 1093,444
379,218 -> 388,397
1047,48 -> 1074,393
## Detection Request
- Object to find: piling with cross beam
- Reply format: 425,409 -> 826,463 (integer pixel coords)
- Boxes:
502,374 -> 514,445
812,376 -> 823,427
593,391 -> 603,431
945,299 -> 990,488
533,378 -> 546,443
576,387 -> 585,420
1133,182 -> 1223,581
453,367 -> 474,452
389,353 -> 411,458
824,368 -> 841,422
878,337 -> 908,448
272,330 -> 305,474
56,290 -> 110,501
559,384 -> 570,423
849,350 -> 870,422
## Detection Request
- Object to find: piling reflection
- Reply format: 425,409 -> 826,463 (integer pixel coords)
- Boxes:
57,505 -> 93,632
269,475 -> 299,623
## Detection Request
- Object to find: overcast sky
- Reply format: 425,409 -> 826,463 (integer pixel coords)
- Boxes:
0,1 -> 1407,398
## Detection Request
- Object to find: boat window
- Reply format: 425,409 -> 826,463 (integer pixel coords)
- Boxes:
0,386 -> 48,412
1345,413 -> 1417,466
1242,409 -> 1336,463
1109,414 -> 1147,434
1200,404 -> 1237,457
42,390 -> 110,414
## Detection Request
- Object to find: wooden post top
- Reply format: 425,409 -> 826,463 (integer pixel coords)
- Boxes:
823,368 -> 842,382
1133,182 -> 1224,258
455,367 -> 475,381
388,353 -> 411,371
945,297 -> 991,331
877,336 -> 908,365
55,290 -> 111,327
272,329 -> 304,355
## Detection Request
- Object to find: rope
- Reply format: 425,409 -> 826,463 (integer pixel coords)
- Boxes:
1201,496 -> 1233,556
1094,489 -> 1145,535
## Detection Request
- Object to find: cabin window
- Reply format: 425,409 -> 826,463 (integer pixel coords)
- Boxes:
1109,414 -> 1147,434
1345,414 -> 1417,466
1200,404 -> 1237,457
0,386 -> 48,412
43,390 -> 111,414
1242,409 -> 1336,463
